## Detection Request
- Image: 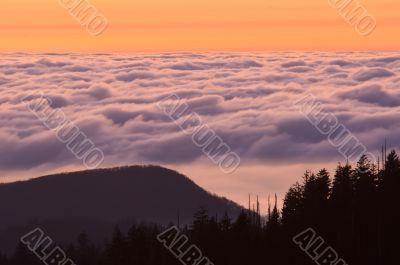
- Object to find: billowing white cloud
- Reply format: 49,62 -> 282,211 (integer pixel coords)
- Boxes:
1,52 -> 400,175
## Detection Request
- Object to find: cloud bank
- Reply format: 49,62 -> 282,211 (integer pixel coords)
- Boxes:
1,52 -> 400,174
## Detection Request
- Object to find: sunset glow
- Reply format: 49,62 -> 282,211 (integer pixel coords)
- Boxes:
0,0 -> 398,52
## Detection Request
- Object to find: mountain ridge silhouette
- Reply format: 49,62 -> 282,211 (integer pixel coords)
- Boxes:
0,165 -> 242,253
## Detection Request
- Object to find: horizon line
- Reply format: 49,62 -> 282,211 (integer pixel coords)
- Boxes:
1,49 -> 399,54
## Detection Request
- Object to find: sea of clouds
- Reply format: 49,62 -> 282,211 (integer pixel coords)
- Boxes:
1,52 -> 400,175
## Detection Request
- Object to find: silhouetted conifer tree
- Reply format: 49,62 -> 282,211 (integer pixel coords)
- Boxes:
5,151 -> 400,265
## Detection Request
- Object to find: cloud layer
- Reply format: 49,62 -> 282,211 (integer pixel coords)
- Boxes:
1,52 -> 400,174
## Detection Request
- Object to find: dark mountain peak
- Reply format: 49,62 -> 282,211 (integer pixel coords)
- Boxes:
3,165 -> 190,186
0,165 -> 242,253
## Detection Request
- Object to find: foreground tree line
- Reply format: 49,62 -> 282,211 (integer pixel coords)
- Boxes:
1,152 -> 399,265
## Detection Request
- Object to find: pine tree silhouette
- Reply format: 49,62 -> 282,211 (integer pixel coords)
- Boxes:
4,151 -> 400,265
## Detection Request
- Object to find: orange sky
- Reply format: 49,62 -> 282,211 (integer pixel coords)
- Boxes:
0,0 -> 398,52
